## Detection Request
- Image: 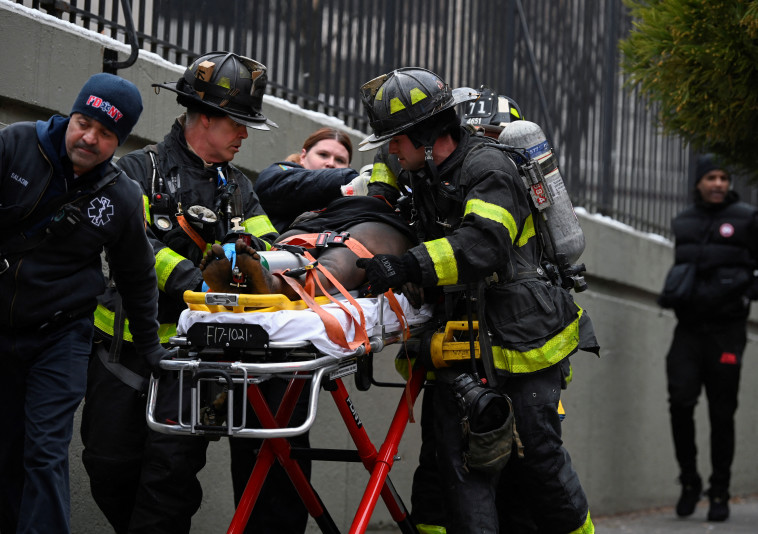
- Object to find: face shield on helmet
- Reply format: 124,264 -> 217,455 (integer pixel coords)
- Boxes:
461,87 -> 523,138
358,67 -> 478,151
153,51 -> 277,131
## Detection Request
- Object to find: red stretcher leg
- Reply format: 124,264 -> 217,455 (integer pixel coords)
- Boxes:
328,366 -> 426,534
228,376 -> 338,534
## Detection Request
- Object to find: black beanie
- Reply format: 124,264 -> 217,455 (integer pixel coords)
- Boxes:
70,73 -> 143,145
693,153 -> 728,186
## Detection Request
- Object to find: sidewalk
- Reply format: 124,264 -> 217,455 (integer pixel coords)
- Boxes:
363,493 -> 758,533
593,493 -> 758,533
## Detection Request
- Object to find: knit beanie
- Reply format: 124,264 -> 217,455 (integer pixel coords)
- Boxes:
70,73 -> 143,145
693,153 -> 728,186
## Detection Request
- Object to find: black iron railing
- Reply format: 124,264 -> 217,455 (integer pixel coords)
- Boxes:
15,0 -> 757,239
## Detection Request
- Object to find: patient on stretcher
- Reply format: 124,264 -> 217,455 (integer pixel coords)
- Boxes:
200,196 -> 418,302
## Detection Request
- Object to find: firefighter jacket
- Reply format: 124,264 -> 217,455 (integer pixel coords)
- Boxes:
0,116 -> 164,362
94,116 -> 278,343
670,190 -> 758,325
373,127 -> 597,375
255,161 -> 358,232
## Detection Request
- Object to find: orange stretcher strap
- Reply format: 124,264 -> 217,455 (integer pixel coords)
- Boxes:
176,214 -> 208,252
273,232 -> 410,350
274,267 -> 368,352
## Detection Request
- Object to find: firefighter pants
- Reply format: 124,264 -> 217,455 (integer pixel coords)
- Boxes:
81,342 -> 311,534
666,321 -> 744,492
430,363 -> 589,534
0,317 -> 93,534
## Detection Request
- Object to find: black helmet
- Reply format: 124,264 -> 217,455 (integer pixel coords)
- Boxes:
461,87 -> 523,137
358,67 -> 478,151
153,51 -> 277,131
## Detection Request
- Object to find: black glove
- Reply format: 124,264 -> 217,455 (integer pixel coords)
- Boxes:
248,235 -> 270,251
143,346 -> 177,378
356,253 -> 421,294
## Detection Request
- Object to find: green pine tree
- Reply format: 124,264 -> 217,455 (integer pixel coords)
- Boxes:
620,0 -> 758,177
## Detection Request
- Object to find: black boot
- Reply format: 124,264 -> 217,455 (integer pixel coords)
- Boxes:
707,488 -> 730,522
675,475 -> 702,517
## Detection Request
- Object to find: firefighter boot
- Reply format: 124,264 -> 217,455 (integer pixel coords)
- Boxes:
675,475 -> 702,517
707,488 -> 730,522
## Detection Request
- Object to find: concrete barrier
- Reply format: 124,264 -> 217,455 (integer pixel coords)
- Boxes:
3,2 -> 758,531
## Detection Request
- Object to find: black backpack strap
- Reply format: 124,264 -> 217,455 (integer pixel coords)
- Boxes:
95,343 -> 148,393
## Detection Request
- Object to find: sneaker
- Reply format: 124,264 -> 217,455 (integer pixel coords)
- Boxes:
707,489 -> 730,522
676,477 -> 702,517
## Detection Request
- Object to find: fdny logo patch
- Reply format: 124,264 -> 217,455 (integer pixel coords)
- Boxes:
88,196 -> 114,226
86,95 -> 123,122
719,223 -> 735,238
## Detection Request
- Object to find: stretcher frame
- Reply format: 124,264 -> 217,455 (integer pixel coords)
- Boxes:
146,291 -> 432,534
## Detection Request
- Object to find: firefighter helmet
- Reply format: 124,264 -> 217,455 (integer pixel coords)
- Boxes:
461,87 -> 523,138
358,67 -> 478,151
153,52 -> 277,130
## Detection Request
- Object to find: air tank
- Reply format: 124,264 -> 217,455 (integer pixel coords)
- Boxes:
498,120 -> 585,265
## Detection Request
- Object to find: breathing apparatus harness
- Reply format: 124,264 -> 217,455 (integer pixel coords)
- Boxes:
145,145 -> 244,256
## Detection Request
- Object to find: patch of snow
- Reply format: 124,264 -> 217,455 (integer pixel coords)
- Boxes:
575,206 -> 672,246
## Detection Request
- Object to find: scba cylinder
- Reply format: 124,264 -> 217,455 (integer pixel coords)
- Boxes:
498,120 -> 585,265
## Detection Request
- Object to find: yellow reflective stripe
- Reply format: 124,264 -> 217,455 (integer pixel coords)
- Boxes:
517,213 -> 536,248
492,309 -> 582,373
217,76 -> 231,89
155,247 -> 184,291
463,199 -> 517,244
143,194 -> 152,225
94,304 -> 176,343
565,362 -> 574,385
390,97 -> 407,114
416,525 -> 447,534
409,87 -> 428,105
568,511 -> 593,534
370,162 -> 398,189
424,238 -> 458,285
376,86 -> 384,100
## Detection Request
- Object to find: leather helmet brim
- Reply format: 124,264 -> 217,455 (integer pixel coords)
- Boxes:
152,81 -> 278,131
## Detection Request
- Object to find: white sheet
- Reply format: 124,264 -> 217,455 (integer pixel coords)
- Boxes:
177,293 -> 433,358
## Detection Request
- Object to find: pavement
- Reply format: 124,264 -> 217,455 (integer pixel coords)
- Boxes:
591,493 -> 758,533
363,493 -> 758,533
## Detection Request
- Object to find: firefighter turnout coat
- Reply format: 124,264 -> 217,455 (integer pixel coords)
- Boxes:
94,116 -> 278,345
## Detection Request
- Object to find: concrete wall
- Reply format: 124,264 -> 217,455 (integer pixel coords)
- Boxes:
3,2 -> 758,531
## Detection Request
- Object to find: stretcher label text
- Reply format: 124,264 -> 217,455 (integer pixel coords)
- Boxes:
187,322 -> 269,348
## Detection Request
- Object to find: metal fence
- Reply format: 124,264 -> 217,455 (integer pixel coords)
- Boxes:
16,0 -> 756,239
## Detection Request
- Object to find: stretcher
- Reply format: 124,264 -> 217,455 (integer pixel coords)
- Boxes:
147,290 -> 437,534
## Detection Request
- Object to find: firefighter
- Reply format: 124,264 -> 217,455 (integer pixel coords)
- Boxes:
356,68 -> 599,534
79,53 -> 307,534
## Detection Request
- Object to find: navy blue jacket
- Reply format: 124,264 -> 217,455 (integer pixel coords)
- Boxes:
0,117 -> 163,361
255,161 -> 357,232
